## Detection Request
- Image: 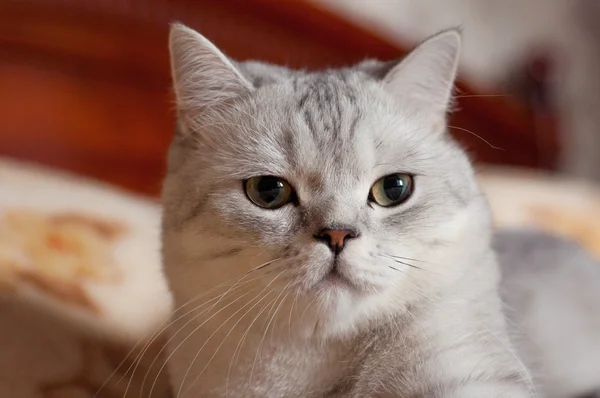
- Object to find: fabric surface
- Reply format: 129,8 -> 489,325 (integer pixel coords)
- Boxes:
1,158 -> 599,397
0,158 -> 172,398
479,166 -> 600,260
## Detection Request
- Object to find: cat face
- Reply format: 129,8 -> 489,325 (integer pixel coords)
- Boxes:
162,25 -> 492,335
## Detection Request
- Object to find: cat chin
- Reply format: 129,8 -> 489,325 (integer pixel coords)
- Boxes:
296,281 -> 402,339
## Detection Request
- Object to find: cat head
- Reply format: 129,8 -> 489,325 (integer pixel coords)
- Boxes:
162,24 -> 492,336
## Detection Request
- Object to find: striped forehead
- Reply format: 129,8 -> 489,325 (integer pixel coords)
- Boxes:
284,74 -> 366,177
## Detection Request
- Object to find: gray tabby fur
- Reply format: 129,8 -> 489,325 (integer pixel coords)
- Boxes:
495,229 -> 600,398
161,23 -> 600,397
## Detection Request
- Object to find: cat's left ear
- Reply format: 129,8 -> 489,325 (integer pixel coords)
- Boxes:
383,29 -> 461,115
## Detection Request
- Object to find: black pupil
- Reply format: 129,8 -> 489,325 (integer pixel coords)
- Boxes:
383,175 -> 407,201
257,177 -> 284,203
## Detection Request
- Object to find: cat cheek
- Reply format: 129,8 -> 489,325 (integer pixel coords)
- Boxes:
431,121 -> 446,134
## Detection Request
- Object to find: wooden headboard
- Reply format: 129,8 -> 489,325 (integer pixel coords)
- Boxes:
0,0 -> 558,196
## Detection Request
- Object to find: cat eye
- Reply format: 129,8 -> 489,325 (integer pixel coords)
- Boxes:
369,173 -> 414,207
245,176 -> 295,209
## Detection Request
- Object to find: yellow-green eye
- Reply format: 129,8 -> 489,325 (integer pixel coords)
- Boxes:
245,176 -> 294,209
370,173 -> 414,207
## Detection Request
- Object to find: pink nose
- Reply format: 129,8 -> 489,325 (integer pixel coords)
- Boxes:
314,228 -> 358,254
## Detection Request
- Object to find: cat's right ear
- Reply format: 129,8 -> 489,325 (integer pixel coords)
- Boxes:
381,29 -> 461,117
169,23 -> 253,125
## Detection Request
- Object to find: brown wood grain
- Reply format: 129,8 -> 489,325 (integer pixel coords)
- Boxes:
0,0 -> 558,196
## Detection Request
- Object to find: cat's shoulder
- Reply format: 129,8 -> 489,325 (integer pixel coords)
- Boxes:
493,228 -> 598,275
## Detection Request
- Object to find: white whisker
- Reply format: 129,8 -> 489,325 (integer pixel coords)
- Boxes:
144,259 -> 286,398
249,282 -> 292,385
178,286 -> 281,397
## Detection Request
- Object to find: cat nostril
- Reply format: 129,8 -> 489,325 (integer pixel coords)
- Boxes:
314,228 -> 359,255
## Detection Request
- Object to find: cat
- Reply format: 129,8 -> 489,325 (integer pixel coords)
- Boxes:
160,23 -> 597,397
495,229 -> 600,398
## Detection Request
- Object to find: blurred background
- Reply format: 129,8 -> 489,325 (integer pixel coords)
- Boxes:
0,1 -> 599,397
0,0 -> 574,196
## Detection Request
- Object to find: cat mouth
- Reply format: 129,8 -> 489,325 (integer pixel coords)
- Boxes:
321,259 -> 354,288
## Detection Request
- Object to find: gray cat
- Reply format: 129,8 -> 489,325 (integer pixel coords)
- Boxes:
161,23 -> 600,397
496,229 -> 600,398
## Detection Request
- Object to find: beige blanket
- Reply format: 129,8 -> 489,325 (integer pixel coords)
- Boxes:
0,159 -> 172,398
1,158 -> 599,398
